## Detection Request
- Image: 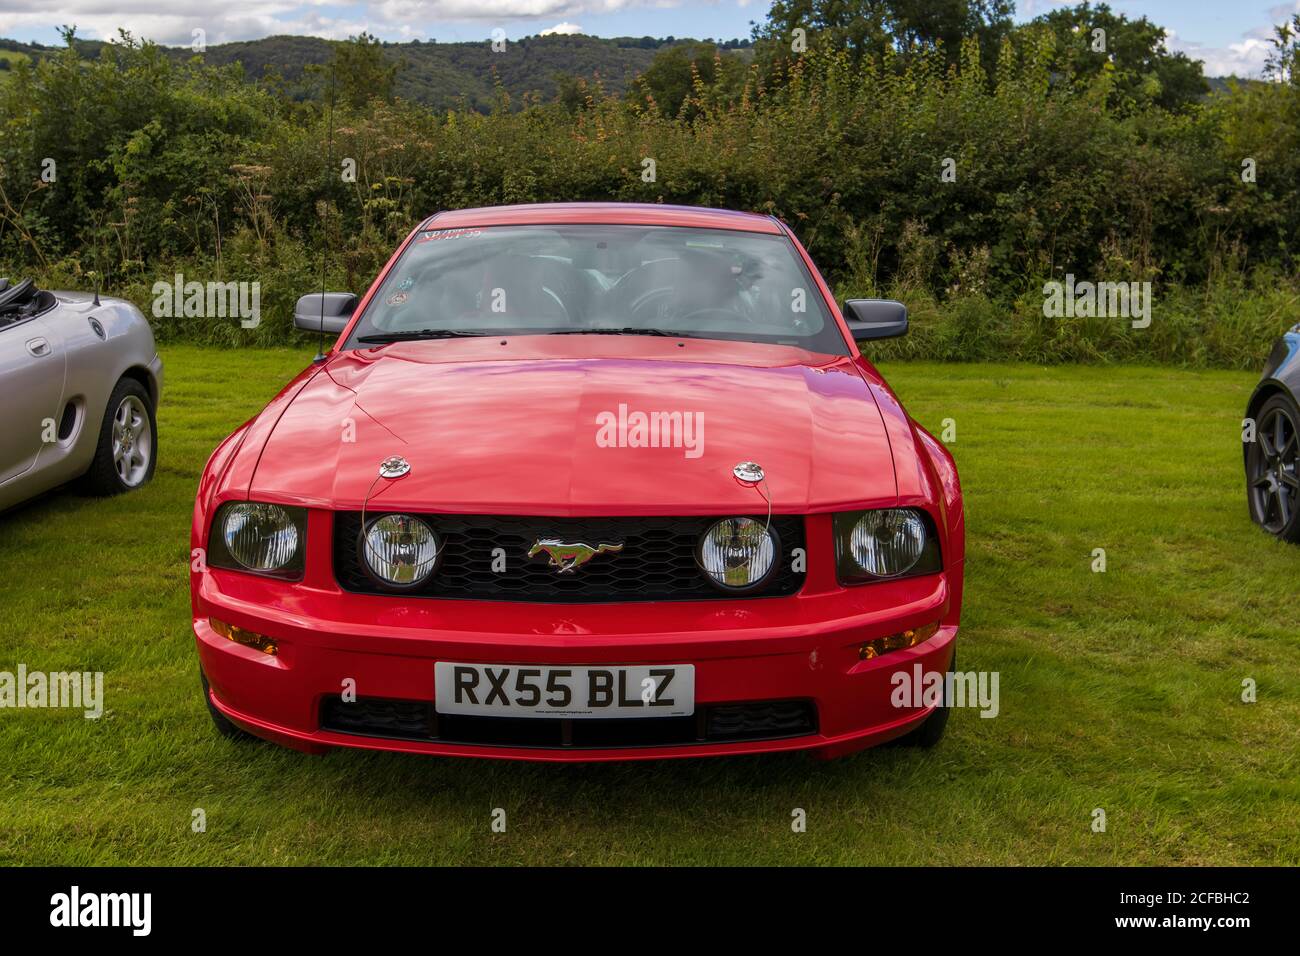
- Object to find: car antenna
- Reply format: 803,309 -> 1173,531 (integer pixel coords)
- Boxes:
314,63 -> 337,364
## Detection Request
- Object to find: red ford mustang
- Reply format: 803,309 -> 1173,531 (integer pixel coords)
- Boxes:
191,203 -> 964,761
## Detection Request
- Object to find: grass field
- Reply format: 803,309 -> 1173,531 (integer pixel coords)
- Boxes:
1,347 -> 1297,865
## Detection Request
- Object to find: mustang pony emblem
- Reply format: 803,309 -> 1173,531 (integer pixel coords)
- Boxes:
528,539 -> 624,574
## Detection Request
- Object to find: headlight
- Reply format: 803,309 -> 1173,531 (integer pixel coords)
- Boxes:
835,508 -> 941,583
361,513 -> 440,588
216,503 -> 306,575
698,517 -> 779,592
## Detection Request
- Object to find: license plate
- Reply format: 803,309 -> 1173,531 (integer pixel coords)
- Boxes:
434,662 -> 694,719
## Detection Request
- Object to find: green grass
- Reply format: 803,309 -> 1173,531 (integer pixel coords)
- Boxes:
1,348 -> 1297,865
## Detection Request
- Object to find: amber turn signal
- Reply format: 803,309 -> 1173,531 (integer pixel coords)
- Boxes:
859,621 -> 940,660
210,618 -> 278,656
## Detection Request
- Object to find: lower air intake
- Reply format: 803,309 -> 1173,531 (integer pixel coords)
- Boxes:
320,696 -> 817,749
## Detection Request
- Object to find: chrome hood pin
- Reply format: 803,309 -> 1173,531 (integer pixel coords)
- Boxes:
378,456 -> 411,479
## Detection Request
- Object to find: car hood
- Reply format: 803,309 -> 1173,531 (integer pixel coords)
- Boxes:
247,338 -> 901,515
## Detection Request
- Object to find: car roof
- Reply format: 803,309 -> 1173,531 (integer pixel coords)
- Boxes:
422,202 -> 785,235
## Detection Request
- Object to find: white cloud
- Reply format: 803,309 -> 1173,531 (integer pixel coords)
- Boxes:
362,0 -> 683,25
1175,37 -> 1273,79
1167,24 -> 1280,79
1011,0 -> 1298,80
1016,0 -> 1071,16
0,1 -> 686,45
0,2 -> 368,45
540,21 -> 583,35
1166,2 -> 1299,78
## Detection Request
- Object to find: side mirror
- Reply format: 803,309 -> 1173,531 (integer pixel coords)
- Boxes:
842,298 -> 908,340
294,292 -> 357,336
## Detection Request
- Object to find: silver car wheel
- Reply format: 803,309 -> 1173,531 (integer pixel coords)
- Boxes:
111,395 -> 152,487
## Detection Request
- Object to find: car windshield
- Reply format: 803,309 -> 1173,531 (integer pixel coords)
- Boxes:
344,223 -> 847,353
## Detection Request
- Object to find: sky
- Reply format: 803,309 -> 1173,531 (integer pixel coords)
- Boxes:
1,1 -> 1297,78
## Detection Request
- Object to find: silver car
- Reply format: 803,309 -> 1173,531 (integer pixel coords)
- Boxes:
0,278 -> 163,513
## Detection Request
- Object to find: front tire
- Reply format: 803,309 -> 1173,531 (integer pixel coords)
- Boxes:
82,377 -> 157,496
1246,393 -> 1300,542
200,669 -> 259,742
895,650 -> 954,748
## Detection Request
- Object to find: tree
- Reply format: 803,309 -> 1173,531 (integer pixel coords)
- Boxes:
1264,13 -> 1300,86
321,33 -> 400,111
1028,2 -> 1207,112
629,42 -> 747,118
553,72 -> 592,113
752,0 -> 1015,72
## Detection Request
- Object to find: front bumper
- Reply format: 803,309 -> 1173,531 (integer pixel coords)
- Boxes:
194,557 -> 962,762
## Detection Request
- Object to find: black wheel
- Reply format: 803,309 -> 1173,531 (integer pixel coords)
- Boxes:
895,650 -> 954,748
81,377 -> 157,496
1246,393 -> 1300,542
200,669 -> 259,742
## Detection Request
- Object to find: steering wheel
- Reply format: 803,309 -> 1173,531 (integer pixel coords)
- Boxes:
625,286 -> 675,321
626,287 -> 754,329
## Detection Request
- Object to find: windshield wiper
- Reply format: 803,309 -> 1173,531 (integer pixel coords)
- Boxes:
549,327 -> 682,337
356,329 -> 493,344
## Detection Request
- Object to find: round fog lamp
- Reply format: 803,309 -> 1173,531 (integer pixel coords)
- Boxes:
698,516 -> 778,592
362,514 -> 440,587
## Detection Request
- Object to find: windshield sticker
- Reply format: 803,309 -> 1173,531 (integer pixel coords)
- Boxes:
416,228 -> 483,243
386,291 -> 409,307
395,276 -> 414,291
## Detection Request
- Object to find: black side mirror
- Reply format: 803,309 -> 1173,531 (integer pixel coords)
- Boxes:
293,292 -> 357,336
842,299 -> 908,340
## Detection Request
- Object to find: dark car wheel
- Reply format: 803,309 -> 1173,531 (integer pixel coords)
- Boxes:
895,650 -> 954,748
1246,393 -> 1300,542
81,377 -> 157,496
200,669 -> 259,742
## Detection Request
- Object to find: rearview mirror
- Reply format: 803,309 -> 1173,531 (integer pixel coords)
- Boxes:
294,292 -> 357,336
842,299 -> 908,340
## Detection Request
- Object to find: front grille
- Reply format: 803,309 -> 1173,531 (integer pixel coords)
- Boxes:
705,700 -> 819,740
320,696 -> 818,749
333,513 -> 806,602
321,697 -> 431,738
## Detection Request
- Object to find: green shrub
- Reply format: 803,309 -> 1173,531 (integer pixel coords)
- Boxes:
2,27 -> 1299,363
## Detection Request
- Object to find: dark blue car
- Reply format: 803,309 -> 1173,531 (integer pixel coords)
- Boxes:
1246,329 -> 1300,541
